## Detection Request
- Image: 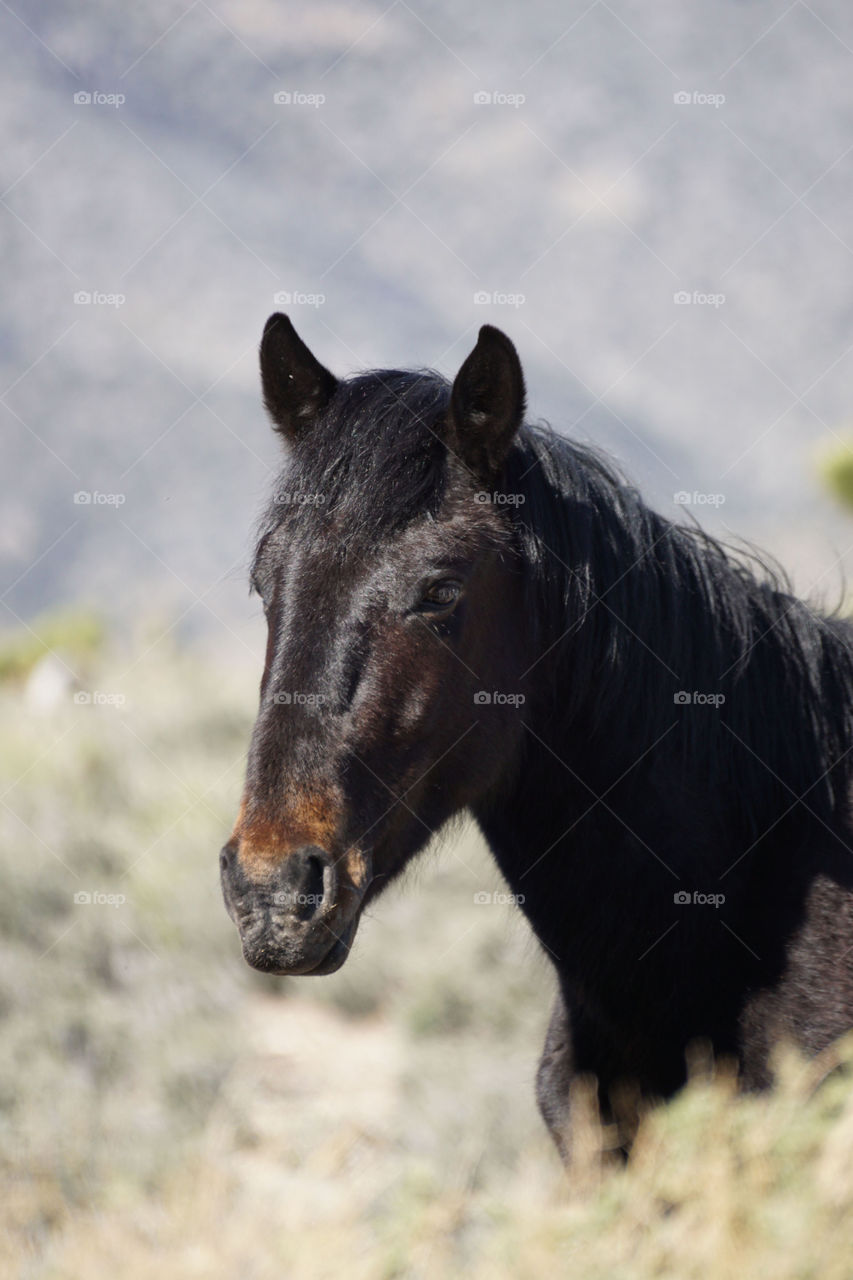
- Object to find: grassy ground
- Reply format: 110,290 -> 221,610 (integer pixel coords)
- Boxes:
4,621 -> 853,1278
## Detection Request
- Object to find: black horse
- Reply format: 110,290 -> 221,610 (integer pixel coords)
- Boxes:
221,315 -> 853,1159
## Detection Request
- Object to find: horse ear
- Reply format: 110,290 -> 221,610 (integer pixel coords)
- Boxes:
447,325 -> 526,480
259,313 -> 338,441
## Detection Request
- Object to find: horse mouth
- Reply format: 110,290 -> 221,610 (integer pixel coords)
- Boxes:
239,912 -> 360,977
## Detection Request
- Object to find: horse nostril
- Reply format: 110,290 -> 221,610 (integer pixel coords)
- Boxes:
306,853 -> 325,896
276,846 -> 337,922
220,845 -> 232,874
295,853 -> 326,920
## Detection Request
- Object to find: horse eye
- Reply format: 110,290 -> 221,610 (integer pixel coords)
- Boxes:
250,573 -> 268,607
419,579 -> 462,610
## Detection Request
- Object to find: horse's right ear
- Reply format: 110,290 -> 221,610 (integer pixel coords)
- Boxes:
259,313 -> 338,441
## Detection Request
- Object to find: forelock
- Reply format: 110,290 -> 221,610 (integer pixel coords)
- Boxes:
257,369 -> 453,552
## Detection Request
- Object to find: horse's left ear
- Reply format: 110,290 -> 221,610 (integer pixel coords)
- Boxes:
447,325 -> 526,481
259,313 -> 338,442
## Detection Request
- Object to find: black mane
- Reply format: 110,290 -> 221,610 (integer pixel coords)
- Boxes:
506,425 -> 853,835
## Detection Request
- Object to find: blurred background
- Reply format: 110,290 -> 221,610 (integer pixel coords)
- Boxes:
5,3 -> 853,1277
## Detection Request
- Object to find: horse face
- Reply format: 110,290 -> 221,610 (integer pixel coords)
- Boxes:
220,318 -> 528,976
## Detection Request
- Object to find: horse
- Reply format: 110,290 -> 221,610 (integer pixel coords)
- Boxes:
220,314 -> 853,1160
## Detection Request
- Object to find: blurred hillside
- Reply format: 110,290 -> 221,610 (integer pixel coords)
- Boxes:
5,1 -> 853,643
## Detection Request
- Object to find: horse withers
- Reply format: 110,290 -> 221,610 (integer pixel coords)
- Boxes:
220,314 -> 853,1159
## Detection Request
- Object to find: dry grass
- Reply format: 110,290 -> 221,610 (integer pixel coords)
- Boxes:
4,624 -> 853,1279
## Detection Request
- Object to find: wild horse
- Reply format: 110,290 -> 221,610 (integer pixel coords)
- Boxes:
221,315 -> 853,1159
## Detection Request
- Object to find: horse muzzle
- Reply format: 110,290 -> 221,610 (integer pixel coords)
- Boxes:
220,839 -> 370,976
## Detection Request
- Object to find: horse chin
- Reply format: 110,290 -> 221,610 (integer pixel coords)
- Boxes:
242,913 -> 360,977
303,919 -> 357,975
